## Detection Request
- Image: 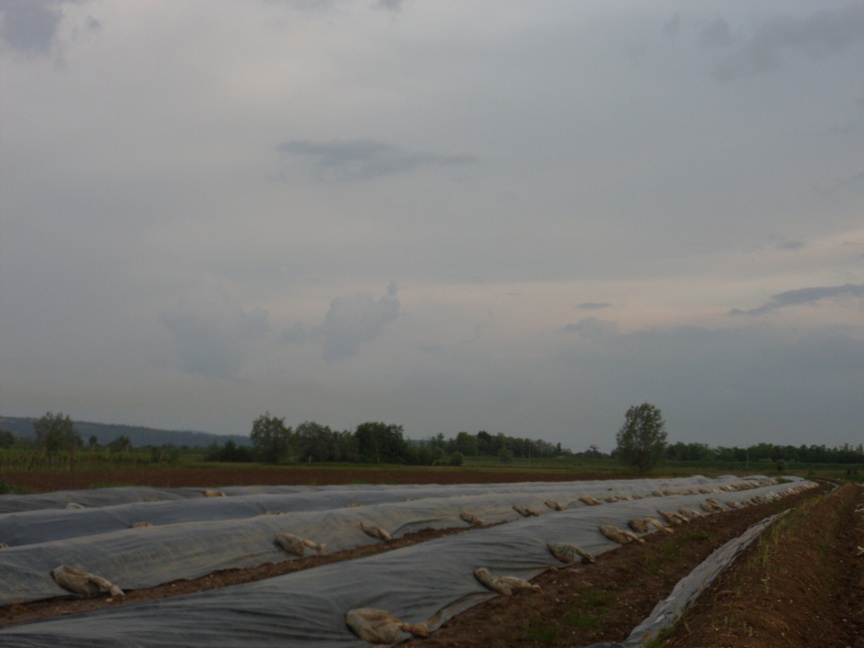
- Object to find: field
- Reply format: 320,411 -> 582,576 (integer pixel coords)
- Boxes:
0,465 -> 862,647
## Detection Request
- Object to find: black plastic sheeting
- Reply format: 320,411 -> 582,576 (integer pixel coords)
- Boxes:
0,476 -> 815,647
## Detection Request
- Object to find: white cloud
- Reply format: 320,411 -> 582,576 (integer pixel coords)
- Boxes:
280,284 -> 401,361
159,297 -> 269,380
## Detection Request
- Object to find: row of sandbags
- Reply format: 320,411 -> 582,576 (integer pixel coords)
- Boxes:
0,475 -> 778,547
0,476 -> 801,606
0,477 -> 816,647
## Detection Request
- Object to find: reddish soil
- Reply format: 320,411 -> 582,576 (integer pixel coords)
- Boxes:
1,468 -> 861,647
1,465 -> 612,492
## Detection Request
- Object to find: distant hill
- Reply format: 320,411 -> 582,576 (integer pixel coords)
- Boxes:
0,416 -> 250,448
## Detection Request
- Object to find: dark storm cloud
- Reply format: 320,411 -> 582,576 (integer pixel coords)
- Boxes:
729,283 -> 864,316
276,138 -> 475,181
715,3 -> 864,80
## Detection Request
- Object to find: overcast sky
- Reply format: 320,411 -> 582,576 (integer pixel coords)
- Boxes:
1,0 -> 862,451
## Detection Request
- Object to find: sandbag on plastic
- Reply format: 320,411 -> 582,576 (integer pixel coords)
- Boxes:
359,521 -> 392,542
512,504 -> 540,517
628,518 -> 672,534
51,565 -> 124,599
599,524 -> 644,545
274,533 -> 325,556
547,542 -> 596,564
473,568 -> 540,595
345,608 -> 430,643
0,480 -> 611,547
0,475 -> 774,547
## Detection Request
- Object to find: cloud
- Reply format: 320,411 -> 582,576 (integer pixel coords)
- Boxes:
376,0 -> 408,12
278,321 -> 309,345
662,13 -> 681,40
276,138 -> 476,181
281,284 -> 401,361
730,283 -> 864,316
158,299 -> 269,380
576,302 -> 611,311
776,241 -> 804,251
715,3 -> 864,80
317,285 -> 400,361
563,317 -> 619,341
0,0 -> 67,56
836,169 -> 864,191
700,16 -> 732,48
554,321 -> 864,445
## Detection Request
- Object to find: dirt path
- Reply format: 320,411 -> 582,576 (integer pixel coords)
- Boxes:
659,482 -> 864,648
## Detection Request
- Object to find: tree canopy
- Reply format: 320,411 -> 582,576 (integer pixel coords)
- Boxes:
33,412 -> 81,456
250,412 -> 293,463
355,422 -> 407,464
615,403 -> 668,473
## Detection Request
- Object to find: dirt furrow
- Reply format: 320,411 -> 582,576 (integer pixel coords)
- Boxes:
660,483 -> 864,648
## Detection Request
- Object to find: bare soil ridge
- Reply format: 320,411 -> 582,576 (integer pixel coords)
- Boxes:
661,482 -> 864,648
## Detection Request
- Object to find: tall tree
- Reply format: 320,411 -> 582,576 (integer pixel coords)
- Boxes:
250,412 -> 293,463
355,422 -> 407,464
615,403 -> 668,473
33,412 -> 81,457
294,421 -> 335,462
454,431 -> 479,457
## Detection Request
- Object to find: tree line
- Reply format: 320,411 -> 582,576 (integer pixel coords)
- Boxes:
0,412 -> 163,456
4,409 -> 862,471
665,440 -> 864,465
209,413 -> 568,465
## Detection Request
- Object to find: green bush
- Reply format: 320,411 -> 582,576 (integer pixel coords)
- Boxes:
207,440 -> 255,463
